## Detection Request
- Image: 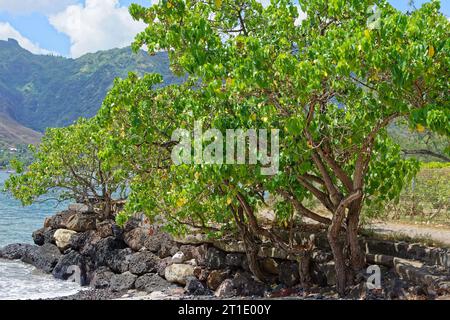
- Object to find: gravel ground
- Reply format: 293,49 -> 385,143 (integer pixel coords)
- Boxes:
44,289 -> 124,300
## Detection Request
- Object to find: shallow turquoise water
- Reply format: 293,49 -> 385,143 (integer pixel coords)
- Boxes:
0,171 -> 81,299
0,171 -> 65,247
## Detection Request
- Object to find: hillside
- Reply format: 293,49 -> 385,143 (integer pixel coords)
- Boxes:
0,38 -> 178,133
0,115 -> 41,146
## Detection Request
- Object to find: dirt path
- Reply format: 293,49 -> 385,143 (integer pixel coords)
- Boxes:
367,221 -> 450,247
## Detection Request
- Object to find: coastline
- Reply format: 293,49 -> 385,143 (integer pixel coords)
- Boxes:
1,202 -> 449,300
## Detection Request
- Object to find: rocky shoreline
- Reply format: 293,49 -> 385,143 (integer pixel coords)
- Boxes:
1,204 -> 449,300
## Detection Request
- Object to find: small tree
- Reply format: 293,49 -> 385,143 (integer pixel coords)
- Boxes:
5,118 -> 129,219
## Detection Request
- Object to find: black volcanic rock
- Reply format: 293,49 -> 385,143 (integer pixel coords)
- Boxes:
21,243 -> 61,273
128,251 -> 160,275
0,243 -> 34,260
52,250 -> 88,286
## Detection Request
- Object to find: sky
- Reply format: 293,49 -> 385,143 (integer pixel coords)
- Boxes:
0,0 -> 448,58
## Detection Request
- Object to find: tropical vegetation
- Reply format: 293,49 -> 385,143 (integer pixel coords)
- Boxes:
5,0 -> 449,296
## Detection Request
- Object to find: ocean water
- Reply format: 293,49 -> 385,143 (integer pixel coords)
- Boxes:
0,171 -> 82,299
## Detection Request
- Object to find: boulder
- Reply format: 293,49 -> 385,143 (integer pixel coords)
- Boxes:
111,224 -> 124,240
261,258 -> 279,275
43,229 -> 56,245
32,228 -> 46,246
144,232 -> 176,254
44,211 -> 76,229
135,273 -> 174,293
191,244 -> 208,266
232,271 -> 267,297
205,247 -> 227,270
128,251 -> 160,275
123,217 -> 141,232
110,272 -> 137,292
215,279 -> 236,298
43,217 -> 52,229
207,270 -> 229,291
96,220 -> 115,238
22,243 -> 61,273
185,276 -> 209,296
165,264 -> 195,285
319,261 -> 336,286
179,245 -> 196,261
194,267 -> 209,281
278,261 -> 300,287
90,267 -> 115,289
211,270 -> 266,297
106,248 -> 132,273
0,243 -> 34,260
52,250 -> 88,285
158,243 -> 180,259
124,227 -> 148,251
156,257 -> 173,277
54,229 -> 77,251
311,250 -> 334,264
225,253 -> 246,268
70,230 -> 98,253
171,251 -> 186,264
311,266 -> 328,287
65,212 -> 96,232
186,259 -> 197,266
88,237 -> 127,267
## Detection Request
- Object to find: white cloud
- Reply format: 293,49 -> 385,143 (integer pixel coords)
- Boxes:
0,21 -> 53,55
49,0 -> 146,58
0,0 -> 79,15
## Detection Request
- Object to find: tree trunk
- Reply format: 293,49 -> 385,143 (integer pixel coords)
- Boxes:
103,199 -> 112,220
242,231 -> 267,282
102,190 -> 115,220
328,231 -> 347,296
347,204 -> 366,272
231,203 -> 268,283
328,208 -> 347,296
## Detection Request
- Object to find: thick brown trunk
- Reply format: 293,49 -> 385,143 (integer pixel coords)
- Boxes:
328,208 -> 347,296
242,232 -> 267,282
327,230 -> 347,296
230,202 -> 268,283
103,198 -> 112,220
347,204 -> 366,272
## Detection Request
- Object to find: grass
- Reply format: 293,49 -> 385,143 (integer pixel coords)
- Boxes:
363,164 -> 450,227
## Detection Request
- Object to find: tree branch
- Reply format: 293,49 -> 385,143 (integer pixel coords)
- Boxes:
402,149 -> 450,162
279,189 -> 332,225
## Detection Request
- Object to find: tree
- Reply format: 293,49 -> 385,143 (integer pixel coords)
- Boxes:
4,118 -> 129,218
127,0 -> 449,294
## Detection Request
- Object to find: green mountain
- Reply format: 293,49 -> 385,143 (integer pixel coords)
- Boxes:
0,38 -> 178,133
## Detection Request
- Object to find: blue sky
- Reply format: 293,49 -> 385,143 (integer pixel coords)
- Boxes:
0,0 -> 448,58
